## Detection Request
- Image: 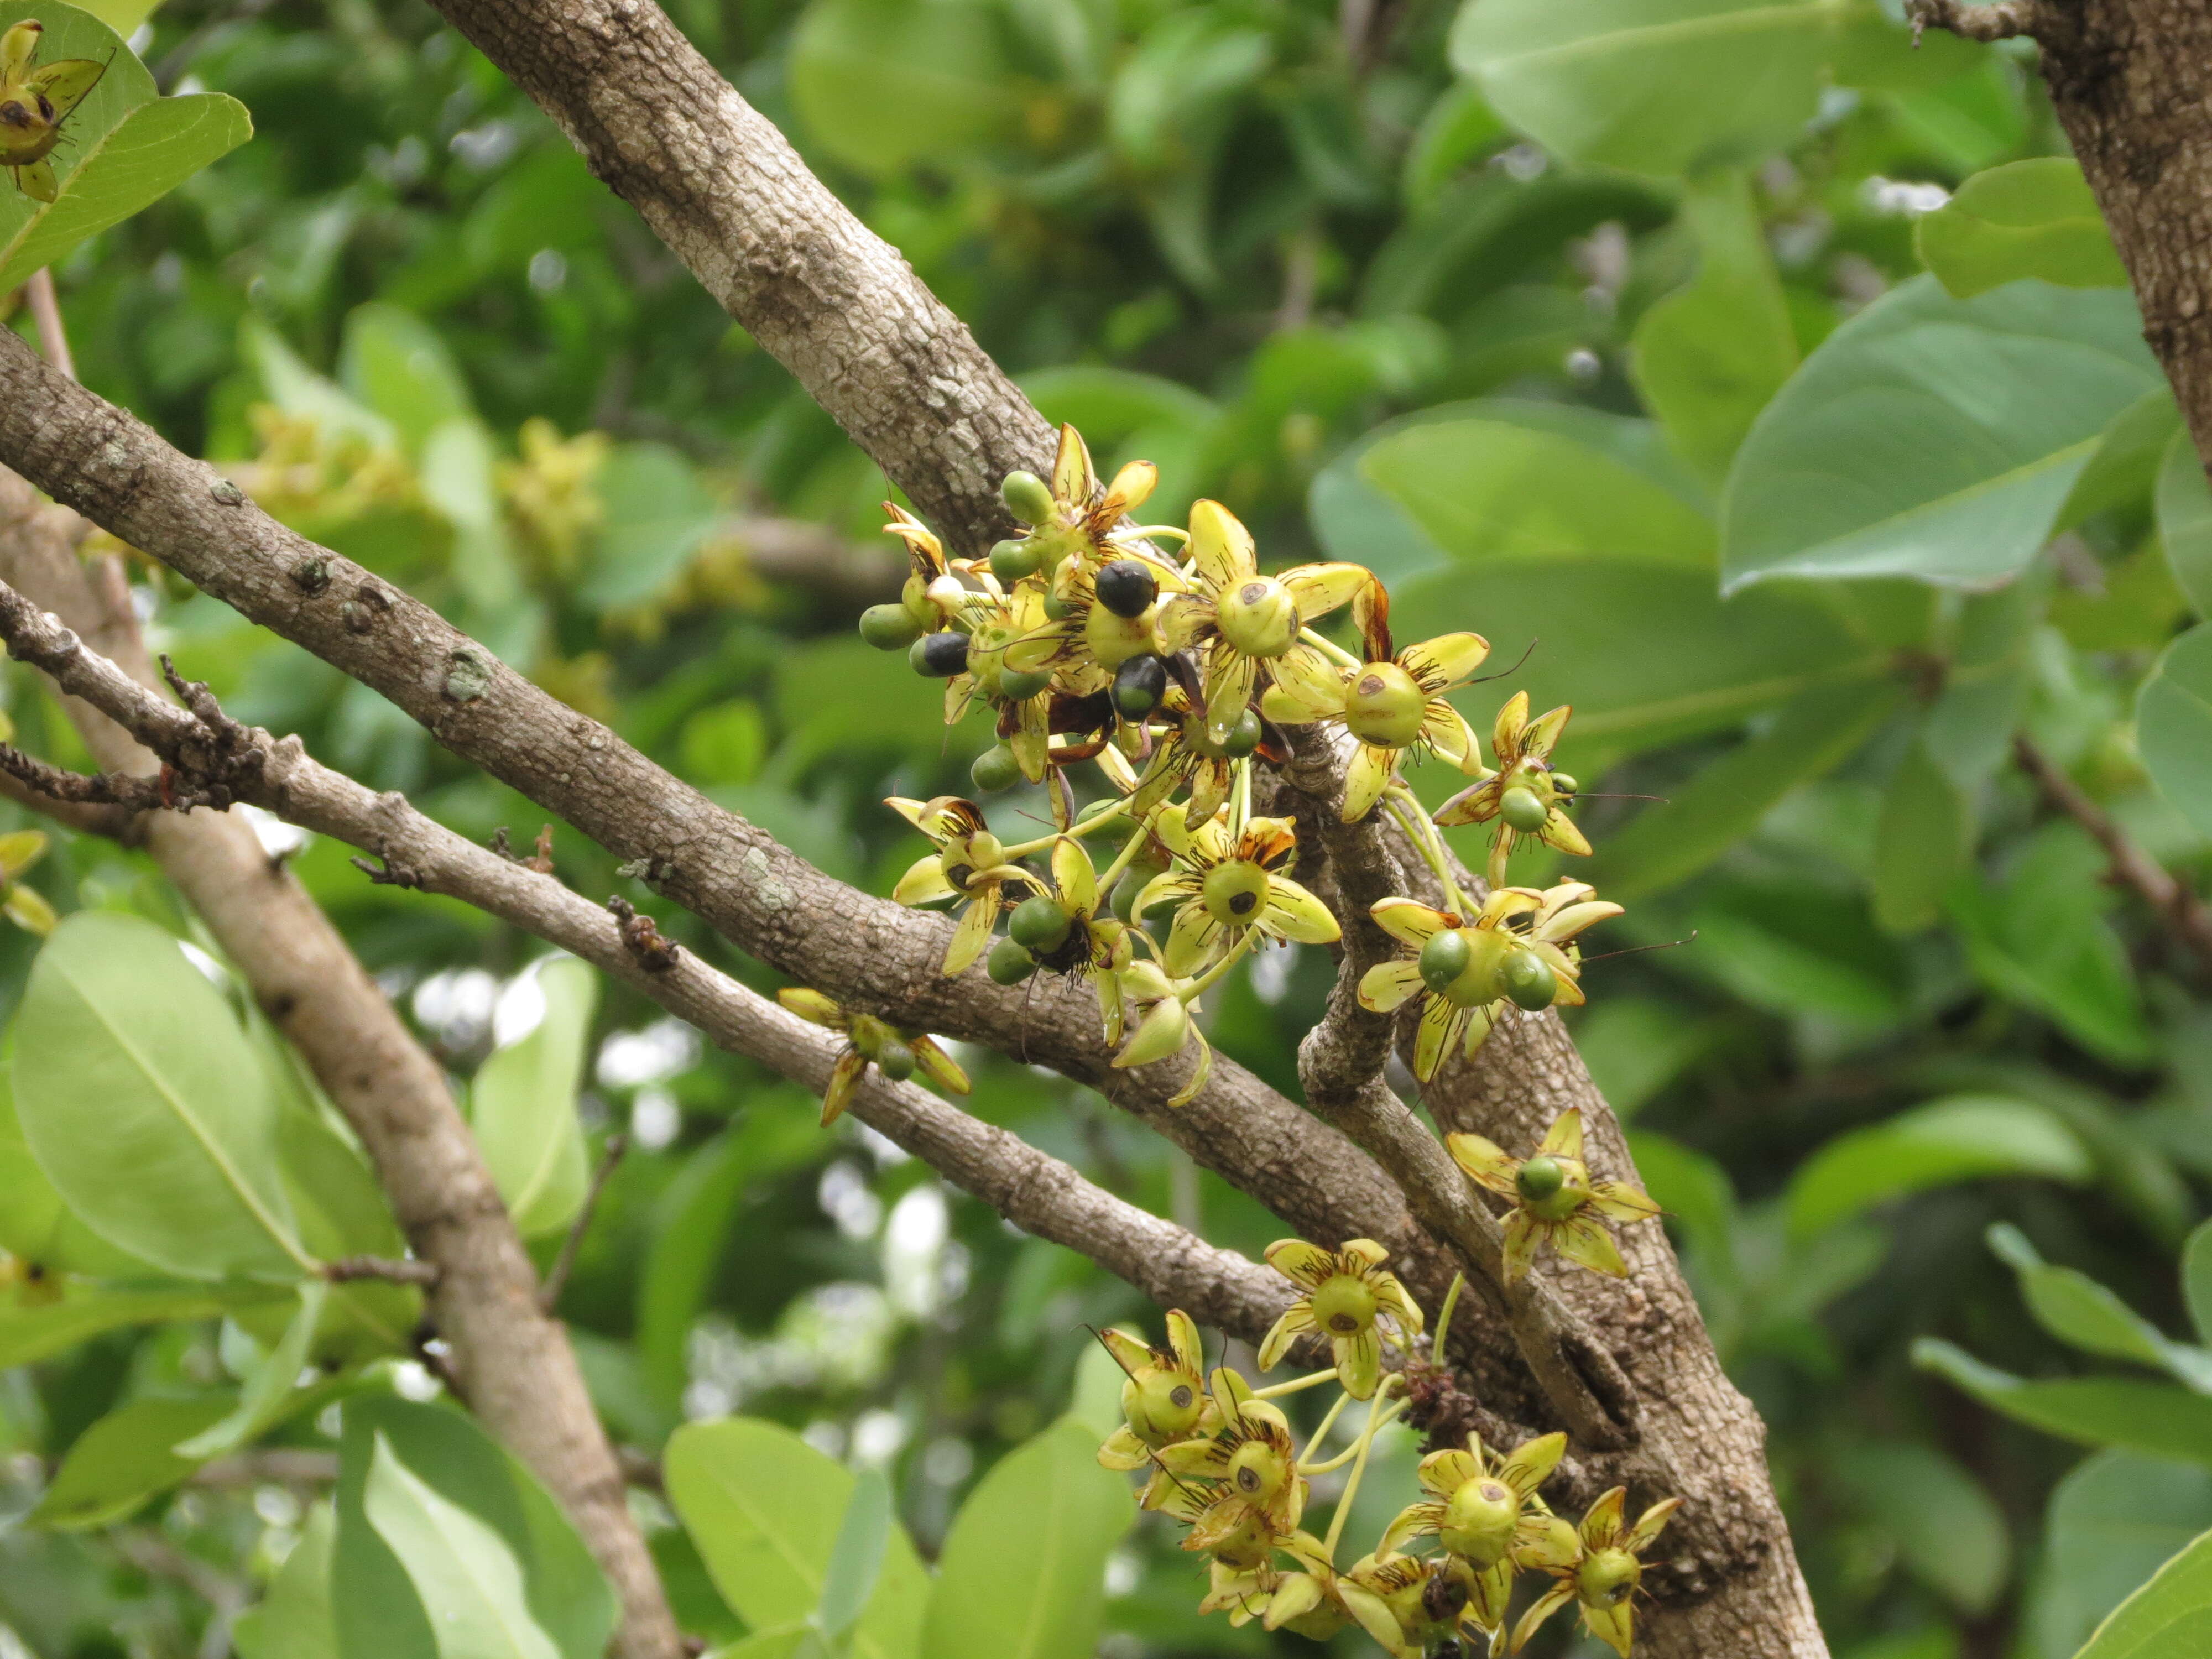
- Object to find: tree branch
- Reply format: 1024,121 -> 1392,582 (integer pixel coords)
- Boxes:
1905,0 -> 2049,41
2015,733 -> 2212,977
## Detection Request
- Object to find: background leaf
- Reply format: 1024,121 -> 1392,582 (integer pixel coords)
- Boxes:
1787,1095 -> 2093,1237
31,1396 -> 234,1529
470,957 -> 597,1240
1917,158 -> 2129,298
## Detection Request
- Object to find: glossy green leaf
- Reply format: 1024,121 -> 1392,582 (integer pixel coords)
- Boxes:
2074,1519 -> 2212,1657
0,2 -> 248,296
1874,738 -> 1972,934
817,1470 -> 893,1647
0,1061 -> 151,1277
1917,159 -> 2128,299
1915,1340 -> 2212,1467
665,1418 -> 930,1659
1594,677 -> 1899,899
1722,277 -> 2162,589
13,912 -> 312,1281
1401,556 -> 1879,766
0,1282 -> 267,1368
2059,388 -> 2182,532
2138,625 -> 2212,840
364,1434 -> 564,1659
1832,1439 -> 2009,1614
1448,0 -> 1850,178
2157,431 -> 2212,617
1787,1095 -> 2093,1238
32,1395 -> 234,1529
335,1399 -> 617,1659
920,1418 -> 1132,1659
2033,1452 -> 2212,1659
790,0 -> 1018,176
175,1282 -> 330,1459
235,1501 -> 341,1659
1987,1224 -> 2212,1390
471,958 -> 596,1240
1631,169 -> 1798,483
340,302 -> 474,456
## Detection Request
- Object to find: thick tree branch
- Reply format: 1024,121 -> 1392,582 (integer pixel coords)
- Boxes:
0,484 -> 684,1659
1906,0 -> 2048,41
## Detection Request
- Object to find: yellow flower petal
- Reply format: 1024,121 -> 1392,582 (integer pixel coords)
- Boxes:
1540,1109 -> 1585,1161
1257,1301 -> 1316,1370
1499,1432 -> 1568,1499
1372,1272 -> 1424,1334
1333,1324 -> 1382,1399
1163,1309 -> 1203,1373
1265,1238 -> 1340,1288
1500,1210 -> 1541,1285
1448,1133 -> 1519,1196
1583,1600 -> 1635,1658
1414,992 -> 1468,1082
777,987 -> 848,1030
1510,1580 -> 1577,1655
1522,702 -> 1571,759
1265,646 -> 1349,721
1421,702 -> 1478,769
1580,1488 -> 1628,1550
1052,836 -> 1099,915
1461,1000 -> 1499,1060
1543,808 -> 1593,858
1539,899 -> 1620,941
1431,775 -> 1499,827
1589,1181 -> 1660,1223
1625,1495 -> 1683,1553
1115,995 -> 1191,1068
893,854 -> 956,906
943,894 -> 997,975
910,1036 -> 971,1096
1052,422 -> 1092,503
821,1049 -> 867,1126
1097,1423 -> 1150,1470
1554,1216 -> 1628,1277
1203,644 -> 1258,745
1401,631 -> 1490,689
1340,742 -> 1396,823
1262,1572 -> 1326,1631
1280,561 -> 1371,621
1164,902 -> 1228,978
1491,690 -> 1530,760
1188,499 -> 1256,590
1261,879 -> 1343,946
0,830 -> 45,879
1358,959 -> 1424,1013
1340,1238 -> 1389,1271
1418,1448 -> 1481,1498
1104,457 -> 1157,514
1371,896 -> 1453,947
1342,1580 -> 1417,1657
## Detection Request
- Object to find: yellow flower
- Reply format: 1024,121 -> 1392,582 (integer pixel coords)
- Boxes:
1107,958 -> 1214,1107
775,987 -> 969,1126
1357,883 -> 1620,1080
1021,836 -> 1137,1035
1255,1238 -> 1424,1400
0,830 -> 54,936
1261,585 -> 1489,822
1002,424 -> 1164,593
880,502 -> 970,632
1125,669 -> 1279,827
1133,810 -> 1340,978
885,795 -> 1039,975
1344,1550 -> 1490,1657
1094,1311 -> 1220,1509
1259,1531 -> 1409,1649
1510,1486 -> 1682,1657
1155,1371 -> 1308,1568
1158,499 -> 1370,745
1434,691 -> 1588,887
1376,1432 -> 1566,1640
1447,1109 -> 1660,1284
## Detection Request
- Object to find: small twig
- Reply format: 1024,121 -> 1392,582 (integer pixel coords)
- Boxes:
24,269 -> 72,380
1905,0 -> 2046,43
608,895 -> 680,971
324,1253 -> 443,1287
189,1448 -> 341,1488
539,1134 -> 629,1312
2014,735 -> 2212,979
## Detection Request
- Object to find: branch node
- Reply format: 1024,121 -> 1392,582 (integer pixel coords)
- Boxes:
608,895 -> 680,971
351,852 -> 422,889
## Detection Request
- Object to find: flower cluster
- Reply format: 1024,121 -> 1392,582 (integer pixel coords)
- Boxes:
1097,1235 -> 1679,1656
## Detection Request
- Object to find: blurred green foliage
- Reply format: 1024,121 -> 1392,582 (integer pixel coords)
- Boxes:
9,0 -> 2212,1654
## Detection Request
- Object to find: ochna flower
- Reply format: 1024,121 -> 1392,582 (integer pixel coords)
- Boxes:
0,830 -> 54,936
774,988 -> 969,1126
1510,1486 -> 1682,1657
1256,1238 -> 1424,1400
1107,958 -> 1214,1107
886,795 -> 1039,975
1434,691 -> 1587,886
1447,1109 -> 1660,1283
1377,1432 -> 1566,1640
1261,585 -> 1488,822
879,502 -> 969,632
1158,499 -> 1369,744
1258,1531 -> 1408,1649
998,423 -> 1164,592
1357,883 -> 1621,1079
1134,808 -> 1340,978
1095,1310 -> 1217,1509
1155,1375 -> 1308,1567
1343,1550 -> 1489,1657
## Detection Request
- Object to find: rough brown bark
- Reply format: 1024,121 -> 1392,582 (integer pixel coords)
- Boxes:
422,0 -> 1053,554
0,485 -> 684,1659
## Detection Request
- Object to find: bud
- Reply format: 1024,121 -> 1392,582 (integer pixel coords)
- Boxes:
859,603 -> 922,650
1343,660 -> 1426,749
1516,1154 -> 1565,1203
990,536 -> 1041,583
874,1038 -> 916,1082
971,744 -> 1022,795
1001,469 -> 1056,526
1215,576 -> 1298,658
1115,994 -> 1190,1068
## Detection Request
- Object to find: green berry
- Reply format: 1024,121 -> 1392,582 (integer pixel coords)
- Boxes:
971,744 -> 1023,794
1499,785 -> 1550,834
911,632 -> 971,678
1113,654 -> 1167,719
1419,928 -> 1472,995
1548,771 -> 1579,798
1042,589 -> 1074,622
987,938 -> 1039,985
875,1039 -> 916,1082
990,538 -> 1041,583
1500,948 -> 1556,1011
859,603 -> 923,650
1516,1153 -> 1565,1203
997,666 -> 1052,701
1343,661 -> 1426,749
1010,895 -> 1074,953
1001,470 -> 1056,526
1219,708 -> 1264,758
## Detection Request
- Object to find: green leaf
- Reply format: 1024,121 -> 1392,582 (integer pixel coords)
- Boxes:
920,1418 -> 1133,1659
1831,1439 -> 2009,1615
2142,624 -> 2212,839
2033,1452 -> 2212,1659
2060,389 -> 2182,533
236,1501 -> 342,1659
1986,1224 -> 2212,1390
817,1470 -> 893,1648
1874,738 -> 1973,935
0,1 -> 249,295
1721,276 -> 2162,589
789,0 -> 1018,176
335,1399 -> 616,1659
1353,400 -> 1714,567
1448,0 -> 1853,178
1400,556 -> 1878,767
340,303 -> 474,457
1787,1095 -> 2093,1238
471,958 -> 596,1240
1915,1339 -> 2212,1467
174,1282 -> 330,1459
364,1434 -> 564,1659
420,418 -> 525,629
1916,159 -> 2128,299
1593,677 -> 1900,899
2157,431 -> 2212,618
0,1060 -> 150,1277
665,1418 -> 929,1659
12,912 -> 311,1281
0,1282 -> 268,1368
709,1631 -> 820,1659
1631,169 -> 1799,483
580,444 -> 721,613
2074,1520 -> 2212,1657
2186,1220 -> 2212,1348
1569,999 -> 1714,1119
31,1395 -> 234,1529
